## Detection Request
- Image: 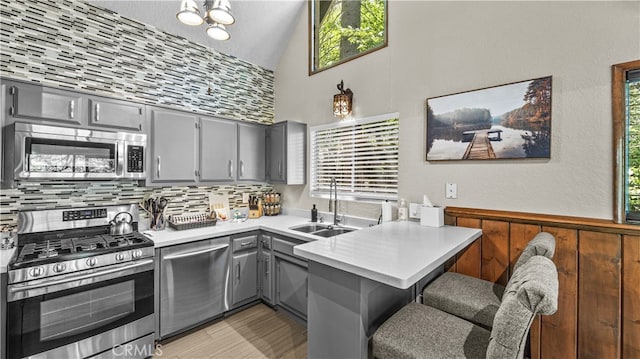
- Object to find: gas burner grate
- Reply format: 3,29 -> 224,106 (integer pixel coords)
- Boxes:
73,237 -> 109,252
18,239 -> 74,262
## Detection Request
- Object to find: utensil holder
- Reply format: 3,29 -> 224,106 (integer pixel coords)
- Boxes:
150,213 -> 166,231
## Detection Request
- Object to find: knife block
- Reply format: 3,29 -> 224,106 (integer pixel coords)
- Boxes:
249,199 -> 263,218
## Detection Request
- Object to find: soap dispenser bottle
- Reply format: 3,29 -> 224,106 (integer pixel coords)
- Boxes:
311,204 -> 318,222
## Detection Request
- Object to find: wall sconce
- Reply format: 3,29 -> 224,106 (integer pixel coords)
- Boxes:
333,80 -> 353,119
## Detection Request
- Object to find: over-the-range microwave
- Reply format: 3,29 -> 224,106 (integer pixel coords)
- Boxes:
3,122 -> 146,185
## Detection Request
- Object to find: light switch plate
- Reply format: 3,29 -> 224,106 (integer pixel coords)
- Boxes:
446,183 -> 457,199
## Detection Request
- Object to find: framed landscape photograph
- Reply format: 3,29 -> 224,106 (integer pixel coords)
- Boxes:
426,76 -> 552,161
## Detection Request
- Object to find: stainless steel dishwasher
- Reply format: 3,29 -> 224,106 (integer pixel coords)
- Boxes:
159,236 -> 230,338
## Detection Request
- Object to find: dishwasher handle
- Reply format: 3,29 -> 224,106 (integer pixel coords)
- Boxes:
164,244 -> 229,260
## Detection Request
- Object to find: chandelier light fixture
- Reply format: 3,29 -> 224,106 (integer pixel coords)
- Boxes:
177,0 -> 235,41
333,80 -> 353,119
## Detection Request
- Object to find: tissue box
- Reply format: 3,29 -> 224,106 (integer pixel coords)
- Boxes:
420,206 -> 444,227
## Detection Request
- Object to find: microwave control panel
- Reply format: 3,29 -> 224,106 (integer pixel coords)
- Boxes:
127,145 -> 144,173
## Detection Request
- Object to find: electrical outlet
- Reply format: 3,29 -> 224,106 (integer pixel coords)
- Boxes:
446,183 -> 457,199
242,193 -> 250,203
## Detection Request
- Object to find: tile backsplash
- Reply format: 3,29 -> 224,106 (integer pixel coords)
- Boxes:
0,181 -> 274,227
0,0 -> 274,124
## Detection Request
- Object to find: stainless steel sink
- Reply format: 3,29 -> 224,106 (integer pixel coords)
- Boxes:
289,223 -> 332,233
312,227 -> 357,237
289,223 -> 357,237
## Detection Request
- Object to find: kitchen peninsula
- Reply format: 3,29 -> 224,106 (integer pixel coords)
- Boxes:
294,221 -> 482,359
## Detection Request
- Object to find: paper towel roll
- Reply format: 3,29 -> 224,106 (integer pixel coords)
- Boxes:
381,201 -> 392,222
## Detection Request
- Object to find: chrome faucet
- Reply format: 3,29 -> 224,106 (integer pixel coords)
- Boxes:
329,177 -> 340,226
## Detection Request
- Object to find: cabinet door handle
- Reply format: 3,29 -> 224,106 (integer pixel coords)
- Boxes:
237,262 -> 241,281
265,257 -> 269,275
278,161 -> 283,178
69,100 -> 75,119
95,103 -> 100,121
240,160 -> 244,177
240,241 -> 253,247
157,156 -> 161,178
229,160 -> 233,178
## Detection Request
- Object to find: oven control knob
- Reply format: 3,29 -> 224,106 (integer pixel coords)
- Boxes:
132,250 -> 143,259
115,253 -> 125,261
29,267 -> 44,278
86,258 -> 97,267
53,263 -> 67,273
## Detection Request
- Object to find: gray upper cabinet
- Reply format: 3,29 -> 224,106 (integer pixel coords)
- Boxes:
268,121 -> 306,185
200,117 -> 238,182
149,107 -> 197,182
88,96 -> 144,131
237,122 -> 266,182
6,81 -> 83,125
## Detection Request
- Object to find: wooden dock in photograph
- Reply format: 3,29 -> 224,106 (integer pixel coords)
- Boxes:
463,130 -> 497,159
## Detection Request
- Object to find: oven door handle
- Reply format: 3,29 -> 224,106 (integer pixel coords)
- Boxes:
163,244 -> 229,260
9,259 -> 153,294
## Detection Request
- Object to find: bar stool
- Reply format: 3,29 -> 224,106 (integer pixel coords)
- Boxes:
422,232 -> 555,329
372,255 -> 559,359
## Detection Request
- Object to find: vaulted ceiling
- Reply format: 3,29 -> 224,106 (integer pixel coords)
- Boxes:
89,0 -> 306,71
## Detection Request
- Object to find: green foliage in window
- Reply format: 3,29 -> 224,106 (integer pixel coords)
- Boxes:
314,0 -> 386,71
627,81 -> 640,213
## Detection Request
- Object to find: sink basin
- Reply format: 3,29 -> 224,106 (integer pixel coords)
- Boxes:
312,227 -> 357,237
289,223 -> 332,233
289,223 -> 358,237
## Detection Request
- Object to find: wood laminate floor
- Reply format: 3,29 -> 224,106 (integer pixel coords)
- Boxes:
155,304 -> 307,359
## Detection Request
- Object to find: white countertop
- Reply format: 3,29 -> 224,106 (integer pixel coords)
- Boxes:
0,247 -> 16,274
293,221 -> 482,289
146,214 -> 323,248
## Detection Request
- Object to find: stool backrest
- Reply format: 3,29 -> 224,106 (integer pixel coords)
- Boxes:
486,255 -> 558,358
512,232 -> 556,273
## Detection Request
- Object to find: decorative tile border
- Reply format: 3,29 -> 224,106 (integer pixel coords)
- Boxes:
0,0 -> 274,124
0,181 -> 274,226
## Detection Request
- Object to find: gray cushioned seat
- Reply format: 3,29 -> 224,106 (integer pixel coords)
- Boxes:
372,302 -> 490,359
422,232 -> 555,328
373,255 -> 558,359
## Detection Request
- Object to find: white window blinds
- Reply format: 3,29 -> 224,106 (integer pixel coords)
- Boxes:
310,113 -> 399,201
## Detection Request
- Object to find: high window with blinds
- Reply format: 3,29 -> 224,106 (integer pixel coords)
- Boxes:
310,113 -> 399,201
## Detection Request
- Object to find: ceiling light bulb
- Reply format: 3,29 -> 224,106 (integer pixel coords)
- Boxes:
206,23 -> 230,41
208,0 -> 235,25
177,0 -> 204,26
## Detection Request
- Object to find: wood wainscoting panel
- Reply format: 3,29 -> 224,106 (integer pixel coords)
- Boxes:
481,220 -> 510,286
578,230 -> 621,359
454,217 -> 482,278
623,235 -> 640,358
540,226 -> 578,359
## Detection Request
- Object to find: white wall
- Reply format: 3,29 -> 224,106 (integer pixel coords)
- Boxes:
274,1 -> 640,220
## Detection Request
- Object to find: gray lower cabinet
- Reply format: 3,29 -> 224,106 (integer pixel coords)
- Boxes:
149,107 -> 198,182
88,96 -> 144,131
272,234 -> 308,320
158,237 -> 231,339
276,258 -> 308,318
5,80 -> 83,125
237,122 -> 266,182
259,234 -> 274,304
200,117 -> 237,182
231,233 -> 259,308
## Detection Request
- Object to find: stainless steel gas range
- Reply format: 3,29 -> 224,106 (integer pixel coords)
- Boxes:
6,204 -> 155,359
